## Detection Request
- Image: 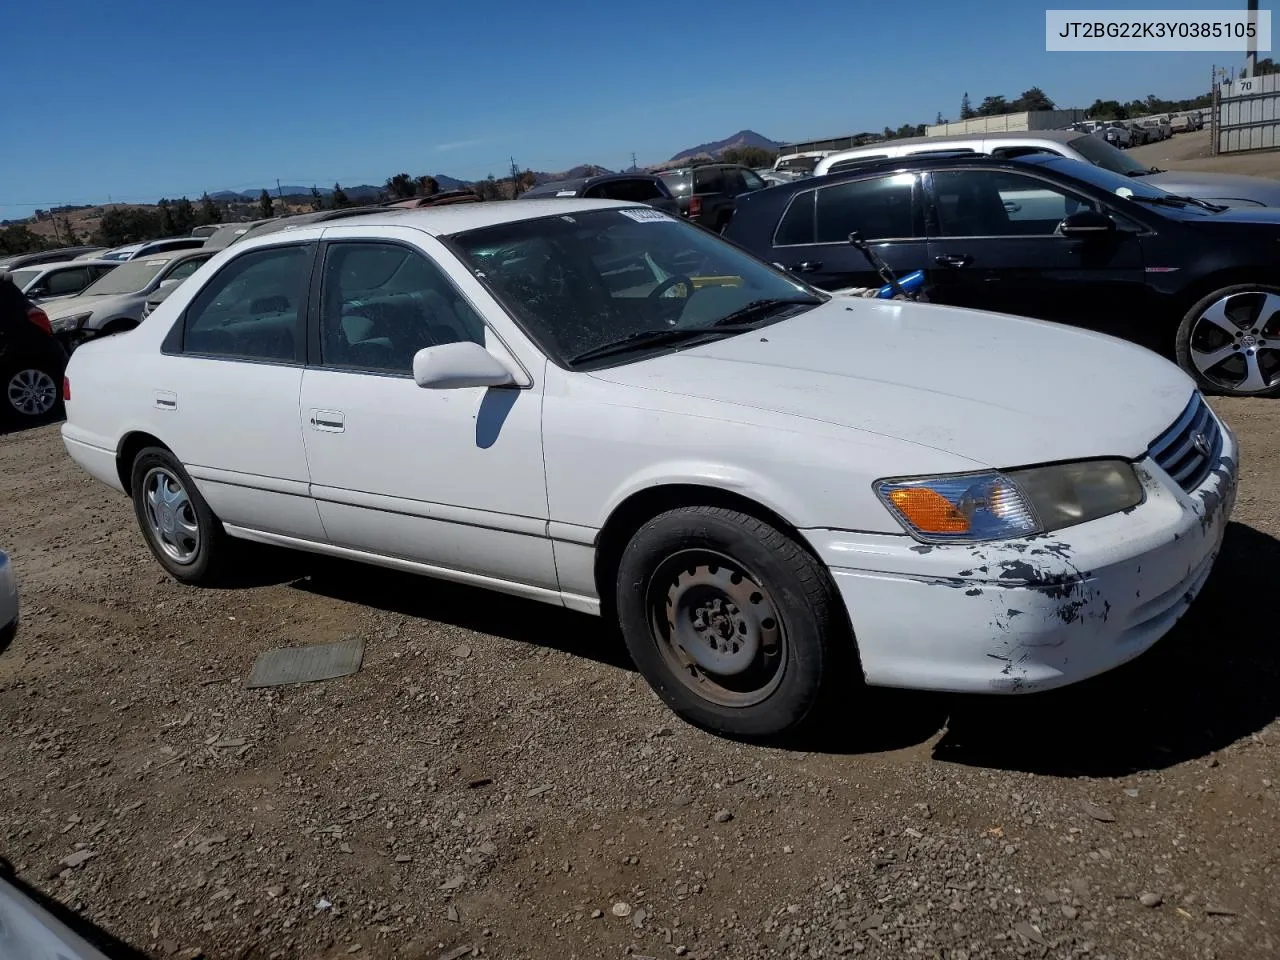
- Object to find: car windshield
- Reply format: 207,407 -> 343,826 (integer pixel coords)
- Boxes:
80,257 -> 172,295
448,208 -> 825,367
9,269 -> 40,291
1067,134 -> 1151,176
1030,156 -> 1220,216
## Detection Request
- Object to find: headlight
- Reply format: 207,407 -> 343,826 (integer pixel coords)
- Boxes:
875,459 -> 1144,544
51,312 -> 91,334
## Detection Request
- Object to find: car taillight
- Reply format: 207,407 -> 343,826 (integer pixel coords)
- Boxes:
27,306 -> 52,335
62,377 -> 71,402
689,196 -> 702,218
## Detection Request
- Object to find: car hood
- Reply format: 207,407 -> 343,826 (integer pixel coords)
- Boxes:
587,299 -> 1195,468
43,291 -> 141,320
1144,169 -> 1280,206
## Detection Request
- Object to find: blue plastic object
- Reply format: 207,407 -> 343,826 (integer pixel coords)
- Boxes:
876,269 -> 925,299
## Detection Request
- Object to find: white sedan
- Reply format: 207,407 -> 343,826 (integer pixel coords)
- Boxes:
59,200 -> 1237,737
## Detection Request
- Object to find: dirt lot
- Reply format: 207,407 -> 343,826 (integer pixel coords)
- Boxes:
1128,128 -> 1280,178
0,396 -> 1277,960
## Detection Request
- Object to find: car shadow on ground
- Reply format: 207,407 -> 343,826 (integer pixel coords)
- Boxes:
922,521 -> 1280,777
290,557 -> 637,673
273,523 -> 1280,774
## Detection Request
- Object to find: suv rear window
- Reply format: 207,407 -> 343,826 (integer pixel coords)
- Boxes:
658,171 -> 691,195
589,178 -> 666,203
693,167 -> 725,193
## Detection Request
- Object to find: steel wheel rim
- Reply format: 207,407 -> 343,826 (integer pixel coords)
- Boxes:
1189,291 -> 1280,393
6,369 -> 57,416
141,467 -> 200,565
646,548 -> 787,708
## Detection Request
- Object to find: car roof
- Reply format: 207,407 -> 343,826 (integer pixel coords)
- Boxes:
745,153 -> 1033,197
231,198 -> 635,248
125,248 -> 208,264
18,259 -> 118,272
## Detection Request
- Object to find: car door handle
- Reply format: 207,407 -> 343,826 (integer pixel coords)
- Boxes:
790,261 -> 823,272
309,409 -> 345,433
934,254 -> 973,267
153,390 -> 177,410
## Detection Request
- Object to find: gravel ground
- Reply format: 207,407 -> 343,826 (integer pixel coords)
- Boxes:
1,396 -> 1278,960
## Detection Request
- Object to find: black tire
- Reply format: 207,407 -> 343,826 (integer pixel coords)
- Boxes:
615,505 -> 848,739
1176,283 -> 1280,398
1,361 -> 63,425
129,446 -> 230,585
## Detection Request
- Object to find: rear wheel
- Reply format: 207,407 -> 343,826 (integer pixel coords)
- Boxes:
615,505 -> 848,739
130,447 -> 230,584
1176,284 -> 1280,397
2,364 -> 61,423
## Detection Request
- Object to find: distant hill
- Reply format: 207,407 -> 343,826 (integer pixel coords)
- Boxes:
530,164 -> 613,186
669,130 -> 781,163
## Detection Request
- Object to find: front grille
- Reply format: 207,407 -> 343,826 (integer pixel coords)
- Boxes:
1147,393 -> 1222,492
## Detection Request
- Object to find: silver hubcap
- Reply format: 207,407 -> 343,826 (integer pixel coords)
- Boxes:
648,549 -> 786,708
6,369 -> 57,417
1190,291 -> 1280,394
142,467 -> 200,565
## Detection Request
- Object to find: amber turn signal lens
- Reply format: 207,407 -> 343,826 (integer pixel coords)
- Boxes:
887,487 -> 971,534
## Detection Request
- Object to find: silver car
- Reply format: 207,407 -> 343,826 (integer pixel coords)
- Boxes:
42,248 -> 214,347
6,259 -> 119,304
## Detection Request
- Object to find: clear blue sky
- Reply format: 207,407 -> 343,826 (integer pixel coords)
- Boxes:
0,0 -> 1264,214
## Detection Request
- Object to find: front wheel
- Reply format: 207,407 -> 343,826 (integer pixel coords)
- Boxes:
615,506 -> 848,739
130,447 -> 231,584
1176,284 -> 1280,397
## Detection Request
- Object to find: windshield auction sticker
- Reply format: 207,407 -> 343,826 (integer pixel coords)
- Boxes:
1046,9 -> 1272,51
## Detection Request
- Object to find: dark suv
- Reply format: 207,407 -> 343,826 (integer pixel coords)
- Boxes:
0,274 -> 66,424
655,163 -> 768,232
521,174 -> 679,215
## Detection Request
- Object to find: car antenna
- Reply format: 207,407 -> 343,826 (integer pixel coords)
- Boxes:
847,231 -> 908,299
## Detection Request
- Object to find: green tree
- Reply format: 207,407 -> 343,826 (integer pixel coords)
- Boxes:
414,175 -> 440,197
94,207 -> 163,246
720,146 -> 777,169
0,225 -> 47,255
385,173 -> 416,199
157,199 -> 178,235
332,183 -> 350,208
198,193 -> 223,225
310,185 -> 325,211
173,197 -> 196,234
1011,87 -> 1055,112
976,95 -> 1009,116
59,218 -> 79,245
960,91 -> 975,119
258,189 -> 274,219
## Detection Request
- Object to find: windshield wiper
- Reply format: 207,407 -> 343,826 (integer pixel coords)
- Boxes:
1126,194 -> 1227,212
710,296 -> 822,327
568,325 -> 759,364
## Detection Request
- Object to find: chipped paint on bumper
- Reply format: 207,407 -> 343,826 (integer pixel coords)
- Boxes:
806,425 -> 1238,694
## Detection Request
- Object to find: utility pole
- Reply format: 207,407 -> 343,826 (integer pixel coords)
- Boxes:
1245,0 -> 1259,78
509,156 -> 521,197
631,151 -> 637,171
276,178 -> 284,202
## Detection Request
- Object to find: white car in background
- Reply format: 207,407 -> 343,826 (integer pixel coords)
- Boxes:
60,200 -> 1237,737
6,259 -> 119,304
0,549 -> 18,648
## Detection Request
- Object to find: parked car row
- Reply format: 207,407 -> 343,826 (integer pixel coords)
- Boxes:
56,195 -> 1238,739
723,149 -> 1280,398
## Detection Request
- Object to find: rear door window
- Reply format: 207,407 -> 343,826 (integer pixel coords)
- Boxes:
590,179 -> 665,203
774,191 -> 816,246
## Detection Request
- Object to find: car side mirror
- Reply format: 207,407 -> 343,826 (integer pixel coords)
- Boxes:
1059,210 -> 1116,237
158,277 -> 183,290
412,341 -> 517,389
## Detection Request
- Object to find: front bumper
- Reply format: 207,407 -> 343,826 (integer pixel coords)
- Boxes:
806,423 -> 1238,694
0,551 -> 19,647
